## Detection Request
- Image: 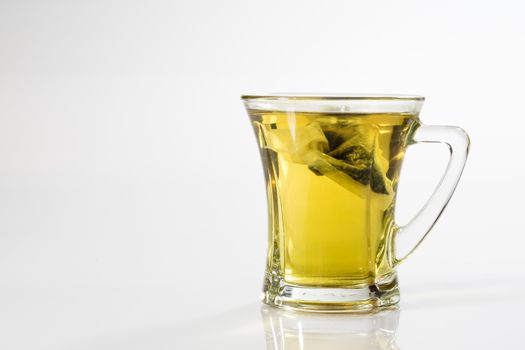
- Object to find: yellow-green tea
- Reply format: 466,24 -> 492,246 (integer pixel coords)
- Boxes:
248,110 -> 417,288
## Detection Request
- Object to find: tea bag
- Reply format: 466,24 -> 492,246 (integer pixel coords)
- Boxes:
321,125 -> 392,194
264,122 -> 328,163
262,122 -> 392,197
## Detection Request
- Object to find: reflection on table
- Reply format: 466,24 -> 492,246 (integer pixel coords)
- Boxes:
261,305 -> 400,350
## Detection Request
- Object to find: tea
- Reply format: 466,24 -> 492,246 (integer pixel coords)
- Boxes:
248,110 -> 417,288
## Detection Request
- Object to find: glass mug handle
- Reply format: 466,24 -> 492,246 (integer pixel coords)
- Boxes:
389,124 -> 470,267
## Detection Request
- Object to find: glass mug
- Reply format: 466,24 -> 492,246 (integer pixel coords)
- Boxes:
243,94 -> 470,312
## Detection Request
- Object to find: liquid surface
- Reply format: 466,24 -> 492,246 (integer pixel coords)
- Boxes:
249,110 -> 417,287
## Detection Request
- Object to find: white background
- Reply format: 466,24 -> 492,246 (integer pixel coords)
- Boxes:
1,0 -> 524,348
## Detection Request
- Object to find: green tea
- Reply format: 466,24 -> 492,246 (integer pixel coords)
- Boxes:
248,110 -> 417,287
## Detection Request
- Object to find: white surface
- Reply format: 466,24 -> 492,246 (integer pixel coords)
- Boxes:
0,0 -> 524,349
2,282 -> 524,349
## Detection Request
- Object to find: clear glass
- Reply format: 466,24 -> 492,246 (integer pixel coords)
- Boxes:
243,94 -> 470,312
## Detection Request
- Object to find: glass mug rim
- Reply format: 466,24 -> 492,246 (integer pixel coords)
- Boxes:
241,93 -> 425,100
242,93 -> 425,114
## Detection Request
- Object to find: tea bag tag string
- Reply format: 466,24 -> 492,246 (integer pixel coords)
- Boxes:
389,124 -> 470,266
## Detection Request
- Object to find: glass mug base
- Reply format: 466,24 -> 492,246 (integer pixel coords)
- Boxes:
262,272 -> 400,313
